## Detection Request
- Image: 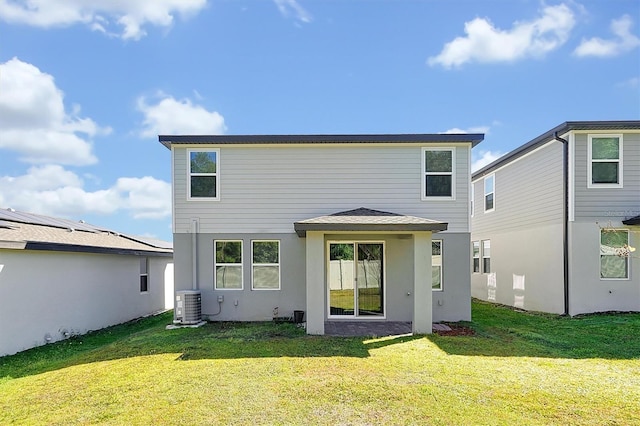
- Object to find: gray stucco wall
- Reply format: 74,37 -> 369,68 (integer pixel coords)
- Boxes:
174,231 -> 471,323
568,221 -> 640,315
0,250 -> 173,356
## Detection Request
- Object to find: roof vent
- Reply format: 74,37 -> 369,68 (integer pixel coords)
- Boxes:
7,208 -> 15,212
67,227 -> 75,232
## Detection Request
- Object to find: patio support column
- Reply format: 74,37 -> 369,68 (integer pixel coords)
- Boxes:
413,231 -> 432,334
305,231 -> 325,335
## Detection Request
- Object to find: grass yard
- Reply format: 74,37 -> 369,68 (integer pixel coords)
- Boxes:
1,300 -> 639,425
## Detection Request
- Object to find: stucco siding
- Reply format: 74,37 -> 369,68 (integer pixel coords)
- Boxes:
0,251 -> 173,356
174,231 -> 471,323
472,141 -> 564,235
573,132 -> 640,221
471,224 -> 565,314
568,221 -> 640,315
172,144 -> 471,234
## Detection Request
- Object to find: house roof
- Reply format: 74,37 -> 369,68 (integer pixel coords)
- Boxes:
159,133 -> 484,148
472,120 -> 640,179
623,215 -> 640,226
293,207 -> 448,237
0,209 -> 173,257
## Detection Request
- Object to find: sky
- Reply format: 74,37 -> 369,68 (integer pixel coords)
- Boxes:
1,0 -> 639,242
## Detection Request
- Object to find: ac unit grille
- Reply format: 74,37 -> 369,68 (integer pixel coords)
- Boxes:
175,290 -> 202,325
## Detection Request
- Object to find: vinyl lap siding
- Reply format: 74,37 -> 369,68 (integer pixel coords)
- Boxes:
472,141 -> 564,235
573,132 -> 640,221
173,144 -> 471,233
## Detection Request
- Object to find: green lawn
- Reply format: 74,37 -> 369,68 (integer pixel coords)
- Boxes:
1,300 -> 639,425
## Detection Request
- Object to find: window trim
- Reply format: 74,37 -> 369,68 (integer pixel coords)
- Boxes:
599,229 -> 630,280
432,239 -> 443,291
215,240 -> 244,290
587,134 -> 623,189
251,240 -> 281,290
421,147 -> 456,201
482,240 -> 491,274
484,174 -> 495,213
187,148 -> 220,201
472,241 -> 480,274
139,257 -> 149,293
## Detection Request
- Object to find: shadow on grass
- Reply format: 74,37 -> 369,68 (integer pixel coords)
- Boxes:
0,312 -> 422,380
3,301 -> 639,381
429,300 -> 640,360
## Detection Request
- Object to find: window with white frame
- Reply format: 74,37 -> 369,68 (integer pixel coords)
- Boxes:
139,257 -> 149,292
470,184 -> 474,217
484,175 -> 495,212
252,240 -> 280,290
188,149 -> 219,200
215,240 -> 243,289
588,135 -> 623,187
472,241 -> 480,273
432,240 -> 443,291
423,148 -> 455,199
600,230 -> 629,279
482,240 -> 491,273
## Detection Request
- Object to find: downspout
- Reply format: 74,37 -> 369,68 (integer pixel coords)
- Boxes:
554,132 -> 570,315
191,218 -> 199,290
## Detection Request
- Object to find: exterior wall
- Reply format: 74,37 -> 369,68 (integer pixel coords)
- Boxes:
174,231 -> 470,323
568,222 -> 639,315
172,143 -> 471,234
0,250 -> 173,356
471,141 -> 565,313
573,132 -> 640,221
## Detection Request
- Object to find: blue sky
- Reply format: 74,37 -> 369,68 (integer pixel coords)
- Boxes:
1,0 -> 638,242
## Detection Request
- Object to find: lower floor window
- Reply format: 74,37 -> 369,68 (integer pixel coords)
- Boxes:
472,241 -> 480,273
140,257 -> 148,292
215,240 -> 243,289
252,240 -> 280,290
482,240 -> 491,273
432,240 -> 443,291
600,230 -> 629,279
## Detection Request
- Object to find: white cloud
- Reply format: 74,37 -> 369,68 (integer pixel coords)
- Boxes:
574,15 -> 640,58
442,126 -> 491,135
0,166 -> 171,220
428,4 -> 575,68
0,58 -> 109,165
273,0 -> 312,24
0,0 -> 207,40
472,150 -> 504,172
137,94 -> 227,137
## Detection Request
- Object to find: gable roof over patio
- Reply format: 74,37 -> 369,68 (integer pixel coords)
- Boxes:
293,207 -> 448,237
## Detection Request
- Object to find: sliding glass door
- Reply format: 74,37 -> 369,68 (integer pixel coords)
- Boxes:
328,242 -> 384,317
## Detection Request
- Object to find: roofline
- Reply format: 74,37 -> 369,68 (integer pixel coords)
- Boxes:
472,121 -> 640,179
293,222 -> 448,237
159,133 -> 484,149
2,241 -> 173,257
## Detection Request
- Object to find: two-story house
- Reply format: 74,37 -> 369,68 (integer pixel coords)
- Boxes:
160,133 -> 483,334
471,121 -> 639,315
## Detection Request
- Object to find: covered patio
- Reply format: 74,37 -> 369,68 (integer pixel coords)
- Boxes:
294,207 -> 448,335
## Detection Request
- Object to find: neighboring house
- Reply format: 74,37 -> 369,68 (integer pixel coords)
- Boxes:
471,121 -> 640,315
0,209 -> 174,356
159,133 -> 484,335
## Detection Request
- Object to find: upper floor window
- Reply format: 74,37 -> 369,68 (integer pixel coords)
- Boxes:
600,230 -> 629,279
422,148 -> 455,200
484,175 -> 495,212
470,184 -> 474,217
588,135 -> 623,188
215,240 -> 243,289
252,240 -> 281,290
188,149 -> 219,200
432,240 -> 443,291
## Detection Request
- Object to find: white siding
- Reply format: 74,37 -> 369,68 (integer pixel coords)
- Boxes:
573,132 -> 640,221
173,144 -> 471,233
472,141 -> 564,235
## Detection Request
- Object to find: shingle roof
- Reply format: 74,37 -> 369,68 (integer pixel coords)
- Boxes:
472,120 -> 640,179
0,209 -> 172,256
294,207 -> 448,237
159,133 -> 484,148
623,215 -> 640,226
